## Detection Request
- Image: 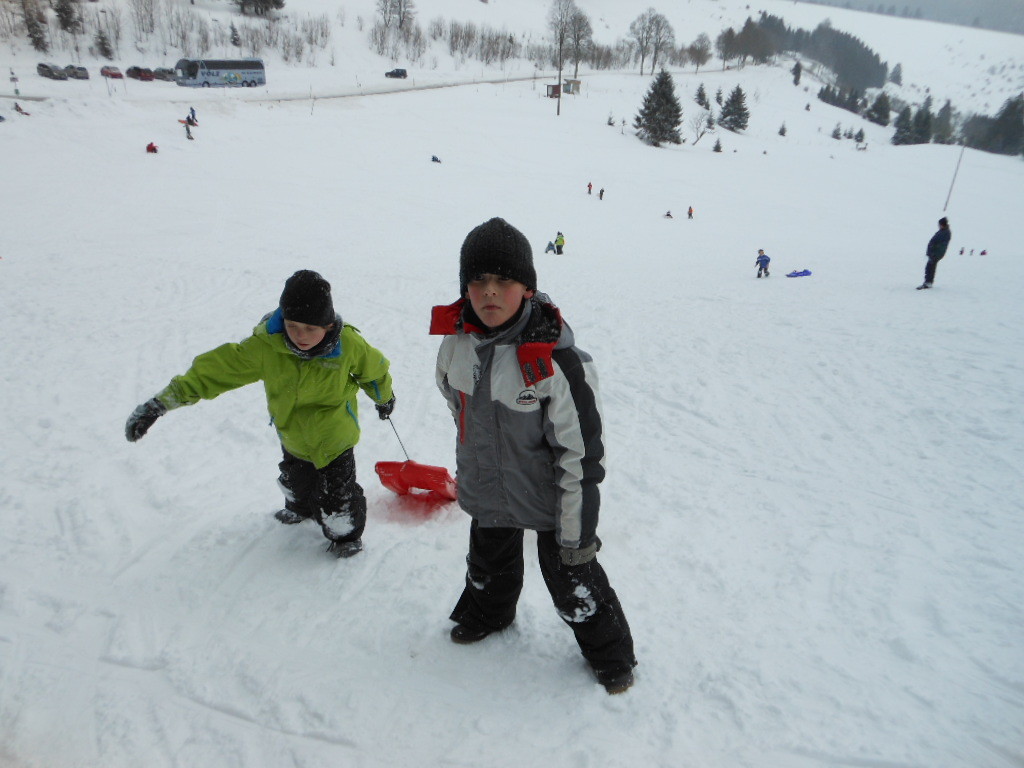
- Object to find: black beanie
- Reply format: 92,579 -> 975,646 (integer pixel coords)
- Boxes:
280,270 -> 335,326
459,217 -> 536,296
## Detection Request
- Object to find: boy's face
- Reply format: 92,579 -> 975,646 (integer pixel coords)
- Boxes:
284,319 -> 332,351
466,273 -> 534,329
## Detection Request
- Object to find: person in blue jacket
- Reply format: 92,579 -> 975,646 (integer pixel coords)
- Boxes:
755,249 -> 770,278
917,217 -> 951,289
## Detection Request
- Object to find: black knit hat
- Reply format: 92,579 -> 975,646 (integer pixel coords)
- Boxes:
459,217 -> 536,296
280,270 -> 335,326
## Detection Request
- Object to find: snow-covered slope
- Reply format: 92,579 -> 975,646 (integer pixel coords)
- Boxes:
1,3 -> 1022,768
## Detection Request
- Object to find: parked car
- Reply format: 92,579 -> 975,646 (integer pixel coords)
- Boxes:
125,66 -> 156,81
152,67 -> 176,82
385,68 -> 408,79
64,65 -> 89,80
37,63 -> 68,80
100,66 -> 123,79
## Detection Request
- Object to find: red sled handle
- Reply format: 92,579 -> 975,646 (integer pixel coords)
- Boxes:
375,460 -> 457,501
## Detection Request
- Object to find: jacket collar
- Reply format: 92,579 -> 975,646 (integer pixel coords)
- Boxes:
265,307 -> 343,359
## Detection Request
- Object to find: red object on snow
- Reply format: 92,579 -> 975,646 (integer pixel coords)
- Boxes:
375,460 -> 457,501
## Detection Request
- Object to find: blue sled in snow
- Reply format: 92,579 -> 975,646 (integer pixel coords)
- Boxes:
786,269 -> 812,278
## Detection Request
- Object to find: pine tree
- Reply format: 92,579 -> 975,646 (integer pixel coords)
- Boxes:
987,94 -> 1024,156
891,106 -> 914,145
718,85 -> 749,132
778,122 -> 787,137
832,123 -> 842,139
932,100 -> 954,144
715,87 -> 723,106
889,63 -> 902,86
865,92 -> 891,126
854,128 -> 865,143
713,138 -> 722,152
633,69 -> 683,147
694,83 -> 709,110
53,0 -> 78,33
912,98 -> 933,144
94,28 -> 114,60
21,0 -> 48,53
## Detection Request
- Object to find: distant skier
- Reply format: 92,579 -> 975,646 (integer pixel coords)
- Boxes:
14,102 -> 29,116
587,182 -> 592,195
432,155 -> 442,163
664,211 -> 673,219
688,206 -> 694,219
598,188 -> 604,200
554,232 -> 565,255
544,241 -> 556,254
146,142 -> 158,154
917,217 -> 951,290
755,249 -> 770,278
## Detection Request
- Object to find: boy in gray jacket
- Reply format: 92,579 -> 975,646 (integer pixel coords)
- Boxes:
430,217 -> 637,694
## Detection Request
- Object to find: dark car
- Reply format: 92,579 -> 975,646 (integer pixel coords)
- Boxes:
37,63 -> 68,80
126,66 -> 155,81
152,67 -> 176,82
385,68 -> 408,79
100,66 -> 123,79
64,65 -> 89,80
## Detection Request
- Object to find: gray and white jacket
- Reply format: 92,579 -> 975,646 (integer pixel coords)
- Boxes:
431,293 -> 606,549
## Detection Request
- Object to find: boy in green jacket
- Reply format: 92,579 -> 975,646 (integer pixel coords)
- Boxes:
125,270 -> 395,558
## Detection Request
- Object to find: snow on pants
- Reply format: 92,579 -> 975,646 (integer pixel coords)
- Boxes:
450,520 -> 637,676
277,447 -> 366,543
924,254 -> 944,284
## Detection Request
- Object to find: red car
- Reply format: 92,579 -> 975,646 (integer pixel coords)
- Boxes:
100,66 -> 123,79
126,66 -> 155,81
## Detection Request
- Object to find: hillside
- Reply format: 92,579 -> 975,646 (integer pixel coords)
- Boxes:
1,1 -> 1022,767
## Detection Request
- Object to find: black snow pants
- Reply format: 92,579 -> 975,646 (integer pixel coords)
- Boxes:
277,447 -> 366,544
924,254 -> 944,285
450,520 -> 637,676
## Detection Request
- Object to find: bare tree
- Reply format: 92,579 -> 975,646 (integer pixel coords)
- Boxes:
688,33 -> 712,73
394,0 -> 415,30
376,0 -> 396,29
547,0 -> 575,115
128,0 -> 158,39
566,5 -> 591,79
689,111 -> 713,144
648,12 -> 674,73
628,8 -> 657,75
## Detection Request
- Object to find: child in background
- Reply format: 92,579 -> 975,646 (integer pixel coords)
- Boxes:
431,217 -> 637,693
756,249 -> 771,278
125,270 -> 395,558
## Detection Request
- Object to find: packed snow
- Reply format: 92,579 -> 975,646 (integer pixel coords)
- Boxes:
1,1 -> 1023,766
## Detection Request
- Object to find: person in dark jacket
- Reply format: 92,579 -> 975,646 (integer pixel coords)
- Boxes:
917,217 -> 951,289
755,249 -> 770,278
430,217 -> 637,694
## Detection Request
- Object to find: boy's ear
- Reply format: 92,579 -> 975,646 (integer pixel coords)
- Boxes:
525,290 -> 535,299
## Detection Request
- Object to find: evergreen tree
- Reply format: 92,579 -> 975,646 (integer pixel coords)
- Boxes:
932,99 -> 954,144
792,60 -> 802,85
695,83 -> 709,110
633,69 -> 683,147
230,22 -> 241,47
718,85 -> 749,132
21,0 -> 48,53
987,94 -> 1024,156
53,0 -> 78,33
715,87 -> 723,106
94,28 -> 113,59
865,92 -> 891,126
779,122 -> 787,137
891,106 -> 914,145
889,62 -> 903,86
854,128 -> 865,143
912,98 -> 933,144
713,138 -> 722,152
832,123 -> 842,139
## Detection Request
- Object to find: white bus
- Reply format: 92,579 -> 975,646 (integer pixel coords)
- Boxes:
174,59 -> 266,88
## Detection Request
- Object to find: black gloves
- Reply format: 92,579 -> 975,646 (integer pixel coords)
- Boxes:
375,396 -> 396,420
125,398 -> 167,442
560,540 -> 599,566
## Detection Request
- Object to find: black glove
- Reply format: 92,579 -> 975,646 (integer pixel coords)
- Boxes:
560,540 -> 599,566
375,396 -> 396,420
125,398 -> 167,442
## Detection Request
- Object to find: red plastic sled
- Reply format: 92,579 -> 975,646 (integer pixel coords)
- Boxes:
375,460 -> 457,501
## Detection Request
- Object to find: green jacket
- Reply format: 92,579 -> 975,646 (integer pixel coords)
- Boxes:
156,309 -> 393,469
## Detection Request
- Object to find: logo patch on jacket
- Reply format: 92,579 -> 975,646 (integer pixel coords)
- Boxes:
516,389 -> 538,406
